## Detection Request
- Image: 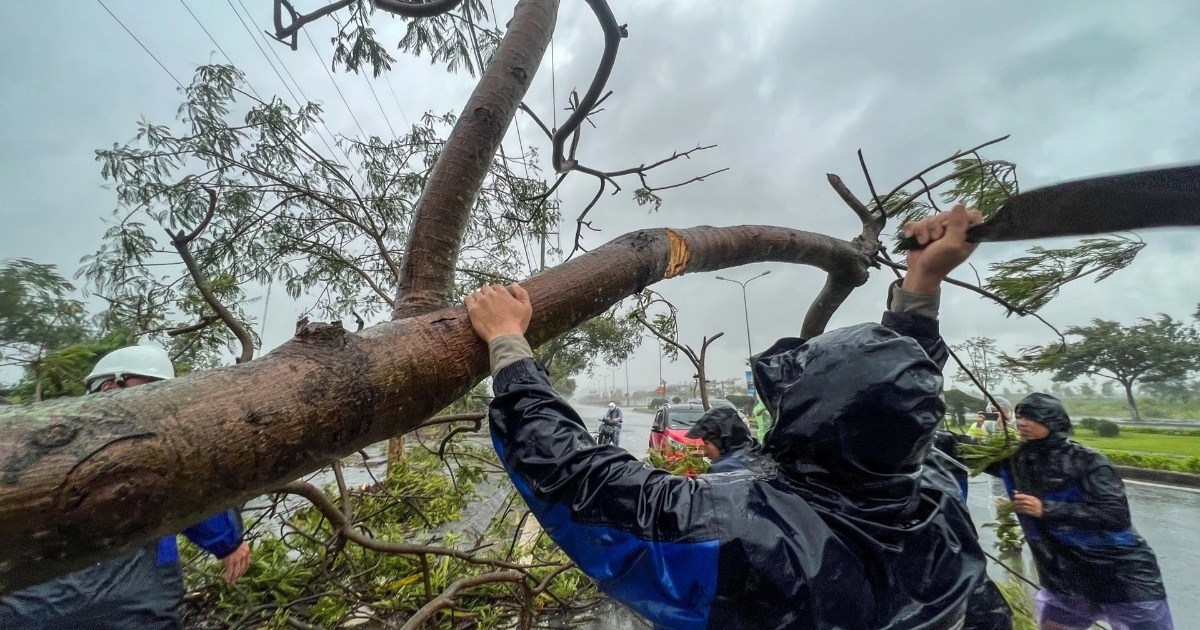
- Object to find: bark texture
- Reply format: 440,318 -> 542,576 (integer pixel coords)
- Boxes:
0,224 -> 867,592
393,0 -> 560,318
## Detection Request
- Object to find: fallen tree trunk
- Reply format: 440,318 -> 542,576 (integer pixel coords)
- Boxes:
0,224 -> 868,592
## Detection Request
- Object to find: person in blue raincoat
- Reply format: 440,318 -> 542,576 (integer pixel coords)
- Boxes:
686,406 -> 753,474
0,346 -> 252,630
464,205 -> 1012,629
987,393 -> 1174,630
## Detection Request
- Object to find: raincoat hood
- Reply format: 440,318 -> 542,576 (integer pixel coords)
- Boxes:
752,323 -> 944,504
1015,393 -> 1071,439
685,407 -> 750,455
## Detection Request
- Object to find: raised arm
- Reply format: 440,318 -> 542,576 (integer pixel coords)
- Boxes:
883,203 -> 983,367
466,284 -> 722,628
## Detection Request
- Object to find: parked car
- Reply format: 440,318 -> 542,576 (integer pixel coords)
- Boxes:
708,397 -> 748,420
648,403 -> 707,458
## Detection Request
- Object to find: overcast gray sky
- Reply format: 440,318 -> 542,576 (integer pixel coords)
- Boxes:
2,0 -> 1198,396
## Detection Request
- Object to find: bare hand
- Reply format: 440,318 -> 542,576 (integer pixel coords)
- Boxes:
222,542 -> 251,583
1012,492 -> 1044,518
902,204 -> 983,294
464,283 -> 532,343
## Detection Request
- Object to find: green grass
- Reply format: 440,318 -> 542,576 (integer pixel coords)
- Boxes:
1063,397 -> 1200,421
1072,432 -> 1200,458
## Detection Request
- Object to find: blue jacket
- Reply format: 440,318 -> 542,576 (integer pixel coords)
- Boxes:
489,311 -> 1010,629
705,447 -> 751,474
0,510 -> 243,629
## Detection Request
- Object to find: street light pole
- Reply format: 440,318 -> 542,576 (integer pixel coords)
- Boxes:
715,270 -> 771,359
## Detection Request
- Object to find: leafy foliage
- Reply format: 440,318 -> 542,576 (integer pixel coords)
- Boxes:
646,448 -> 709,476
1014,315 -> 1200,419
0,259 -> 89,376
1100,450 -> 1200,474
956,430 -> 1021,476
182,442 -> 594,628
1094,420 -> 1121,437
985,236 -> 1145,312
983,499 -> 1025,557
536,305 -> 641,391
86,64 -> 557,325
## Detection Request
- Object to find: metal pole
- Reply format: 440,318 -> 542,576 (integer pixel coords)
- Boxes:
715,271 -> 771,360
625,360 -> 630,406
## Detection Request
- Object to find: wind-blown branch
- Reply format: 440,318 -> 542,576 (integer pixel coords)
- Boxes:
168,189 -> 256,364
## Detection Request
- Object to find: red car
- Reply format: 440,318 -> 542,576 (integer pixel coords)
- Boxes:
649,403 -> 707,460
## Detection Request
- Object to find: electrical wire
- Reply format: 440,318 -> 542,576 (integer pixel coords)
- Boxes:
95,0 -> 183,88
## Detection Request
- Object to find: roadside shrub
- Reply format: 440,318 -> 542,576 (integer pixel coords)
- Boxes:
1078,417 -> 1100,432
1101,450 -> 1190,472
1122,426 -> 1200,437
1095,420 -> 1120,437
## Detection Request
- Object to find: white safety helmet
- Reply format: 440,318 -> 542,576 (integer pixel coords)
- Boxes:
987,396 -> 1013,414
85,346 -> 176,393
608,402 -> 616,409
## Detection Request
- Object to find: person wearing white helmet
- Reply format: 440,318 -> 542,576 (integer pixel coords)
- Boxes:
982,395 -> 1013,435
0,346 -> 252,629
602,401 -> 624,446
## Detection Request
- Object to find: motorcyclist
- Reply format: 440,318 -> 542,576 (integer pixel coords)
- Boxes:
464,205 -> 1010,629
602,401 -> 624,446
0,346 -> 252,629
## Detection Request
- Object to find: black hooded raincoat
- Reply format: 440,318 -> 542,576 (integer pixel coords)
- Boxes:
489,309 -> 1011,629
990,394 -> 1167,604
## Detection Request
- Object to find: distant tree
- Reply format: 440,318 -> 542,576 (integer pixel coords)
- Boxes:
1141,379 -> 1198,405
1078,381 -> 1096,398
1018,316 -> 1200,420
1101,381 -> 1115,397
0,259 -> 90,400
952,337 -> 1012,396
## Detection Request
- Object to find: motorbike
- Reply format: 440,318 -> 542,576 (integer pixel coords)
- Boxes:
595,418 -> 620,445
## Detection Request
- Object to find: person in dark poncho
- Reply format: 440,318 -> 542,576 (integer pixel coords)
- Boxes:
987,393 -> 1174,630
465,204 -> 1011,629
686,406 -> 753,474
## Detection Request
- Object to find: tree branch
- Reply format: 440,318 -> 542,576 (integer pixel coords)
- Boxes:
394,0 -> 560,318
168,189 -> 256,364
550,0 -> 625,173
271,0 -> 355,50
375,0 -> 465,19
280,481 -> 540,572
166,315 -> 219,337
880,135 -> 1011,205
398,569 -> 525,630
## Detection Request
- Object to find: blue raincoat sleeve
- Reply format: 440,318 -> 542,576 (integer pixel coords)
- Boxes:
181,510 -> 244,559
490,359 -> 721,628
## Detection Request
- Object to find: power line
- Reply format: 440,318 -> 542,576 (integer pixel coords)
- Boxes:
218,0 -> 361,180
381,73 -> 412,129
177,0 -> 245,86
95,0 -> 183,88
303,29 -> 370,141
363,75 -> 398,138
